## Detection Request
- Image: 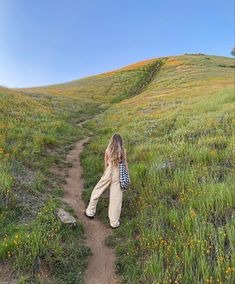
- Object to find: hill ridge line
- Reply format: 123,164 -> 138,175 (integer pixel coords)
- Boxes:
109,59 -> 165,104
129,59 -> 165,98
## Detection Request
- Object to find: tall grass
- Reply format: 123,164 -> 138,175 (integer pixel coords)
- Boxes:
0,58 -> 161,281
0,88 -> 93,282
81,54 -> 235,283
1,54 -> 234,282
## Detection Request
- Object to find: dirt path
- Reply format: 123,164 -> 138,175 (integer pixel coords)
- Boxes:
60,118 -> 120,284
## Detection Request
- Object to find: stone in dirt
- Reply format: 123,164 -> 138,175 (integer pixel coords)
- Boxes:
57,208 -> 76,224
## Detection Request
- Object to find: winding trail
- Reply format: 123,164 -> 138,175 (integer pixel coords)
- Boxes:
60,118 -> 120,284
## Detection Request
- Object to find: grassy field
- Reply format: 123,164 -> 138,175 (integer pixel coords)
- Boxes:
80,54 -> 235,283
0,54 -> 234,283
0,59 -> 161,282
0,87 -> 92,282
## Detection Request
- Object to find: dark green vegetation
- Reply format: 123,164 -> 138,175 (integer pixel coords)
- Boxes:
0,54 -> 234,283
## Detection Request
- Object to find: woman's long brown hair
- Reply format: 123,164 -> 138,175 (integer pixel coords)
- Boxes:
106,133 -> 124,166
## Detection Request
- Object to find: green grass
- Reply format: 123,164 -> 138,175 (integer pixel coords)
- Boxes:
1,54 -> 234,283
0,87 -> 92,282
0,58 -> 160,282
80,54 -> 235,283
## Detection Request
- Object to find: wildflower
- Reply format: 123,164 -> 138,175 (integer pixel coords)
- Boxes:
189,209 -> 197,218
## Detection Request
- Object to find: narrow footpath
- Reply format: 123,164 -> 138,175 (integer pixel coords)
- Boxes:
60,118 -> 120,284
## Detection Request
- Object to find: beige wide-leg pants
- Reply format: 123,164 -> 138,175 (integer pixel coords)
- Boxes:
85,164 -> 123,227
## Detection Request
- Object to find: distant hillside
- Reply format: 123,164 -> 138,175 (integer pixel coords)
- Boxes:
17,58 -> 163,104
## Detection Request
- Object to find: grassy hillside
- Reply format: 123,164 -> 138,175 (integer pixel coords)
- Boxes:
19,58 -> 162,105
80,54 -> 235,283
0,87 -> 91,282
0,53 -> 234,283
0,59 -> 162,282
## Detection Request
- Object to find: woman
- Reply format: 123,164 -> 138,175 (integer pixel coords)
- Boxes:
84,133 -> 130,228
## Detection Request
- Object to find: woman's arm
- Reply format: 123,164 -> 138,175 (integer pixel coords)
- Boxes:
104,149 -> 108,170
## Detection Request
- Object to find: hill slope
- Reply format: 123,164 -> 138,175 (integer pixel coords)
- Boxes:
80,54 -> 235,283
0,54 -> 234,283
0,58 -> 163,282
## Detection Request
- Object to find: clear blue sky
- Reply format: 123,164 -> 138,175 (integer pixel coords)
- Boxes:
0,0 -> 234,88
